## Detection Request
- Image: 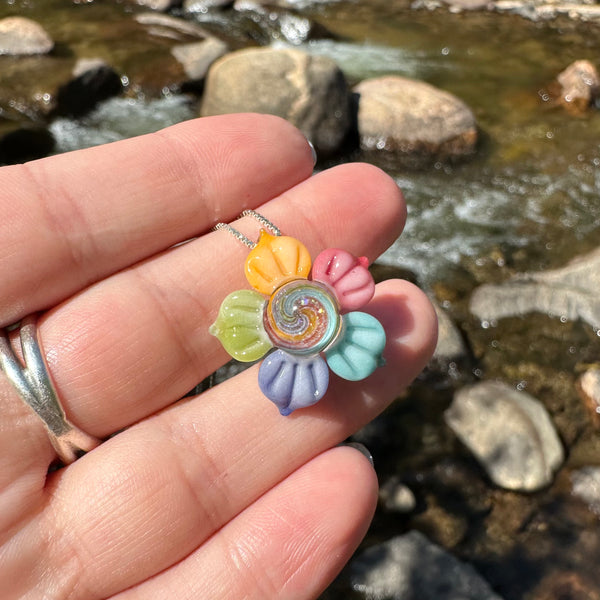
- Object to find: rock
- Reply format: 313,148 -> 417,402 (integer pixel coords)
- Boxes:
556,60 -> 600,114
571,466 -> 600,516
445,381 -> 564,492
54,59 -> 123,118
171,38 -> 228,83
533,571 -> 600,600
0,17 -> 53,56
184,0 -> 234,11
432,300 -> 468,361
442,0 -> 491,10
577,368 -> 600,427
354,76 -> 477,165
201,47 -> 351,154
379,477 -> 417,513
134,12 -> 210,39
470,247 -> 600,330
132,0 -> 183,9
350,531 -> 504,600
0,123 -> 55,165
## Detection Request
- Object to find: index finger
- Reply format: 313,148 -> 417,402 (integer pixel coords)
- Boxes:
0,114 -> 314,326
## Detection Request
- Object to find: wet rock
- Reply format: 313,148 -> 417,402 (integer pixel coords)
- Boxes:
132,0 -> 183,9
533,571 -> 600,600
556,60 -> 600,114
134,12 -> 210,39
445,381 -> 564,492
350,531 -> 504,600
232,1 -> 336,45
171,38 -> 228,84
201,47 -> 351,154
354,76 -> 477,165
442,0 -> 491,10
0,17 -> 54,56
0,122 -> 55,165
432,300 -> 468,361
571,466 -> 600,516
577,368 -> 600,427
184,0 -> 234,11
470,247 -> 600,330
54,59 -> 123,118
379,476 -> 417,513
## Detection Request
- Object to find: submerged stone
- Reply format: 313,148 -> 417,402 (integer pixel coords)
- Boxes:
470,247 -> 600,329
445,381 -> 564,492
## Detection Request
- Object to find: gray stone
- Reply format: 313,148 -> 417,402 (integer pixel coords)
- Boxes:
571,466 -> 600,516
350,531 -> 504,600
0,17 -> 53,56
432,301 -> 468,361
556,60 -> 600,114
171,38 -> 228,81
445,381 -> 564,492
354,76 -> 477,161
201,47 -> 351,154
470,247 -> 600,329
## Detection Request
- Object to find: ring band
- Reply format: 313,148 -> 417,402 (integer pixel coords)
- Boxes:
0,315 -> 100,465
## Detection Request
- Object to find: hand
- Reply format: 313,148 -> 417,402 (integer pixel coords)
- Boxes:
0,114 -> 437,599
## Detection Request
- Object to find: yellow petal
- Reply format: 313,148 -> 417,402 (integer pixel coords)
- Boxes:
245,231 -> 312,295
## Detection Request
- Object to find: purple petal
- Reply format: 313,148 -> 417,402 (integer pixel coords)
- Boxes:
258,350 -> 329,416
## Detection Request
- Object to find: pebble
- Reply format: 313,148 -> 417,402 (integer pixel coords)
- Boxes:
379,477 -> 417,513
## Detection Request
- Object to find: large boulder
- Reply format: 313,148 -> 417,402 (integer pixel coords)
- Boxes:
445,381 -> 564,492
470,247 -> 600,329
350,531 -> 504,600
201,47 -> 351,154
0,17 -> 53,56
354,75 -> 477,164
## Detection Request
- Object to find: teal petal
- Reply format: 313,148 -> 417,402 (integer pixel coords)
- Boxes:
325,311 -> 386,381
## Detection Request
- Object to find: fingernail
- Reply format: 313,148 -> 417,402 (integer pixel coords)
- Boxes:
339,442 -> 374,467
307,139 -> 317,166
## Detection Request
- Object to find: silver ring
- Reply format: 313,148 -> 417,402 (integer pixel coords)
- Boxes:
0,315 -> 101,465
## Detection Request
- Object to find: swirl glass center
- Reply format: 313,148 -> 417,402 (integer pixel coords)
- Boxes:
264,279 -> 341,356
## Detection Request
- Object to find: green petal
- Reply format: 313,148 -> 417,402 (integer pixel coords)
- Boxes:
209,290 -> 272,362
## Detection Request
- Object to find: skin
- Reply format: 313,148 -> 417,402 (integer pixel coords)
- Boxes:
0,114 -> 437,600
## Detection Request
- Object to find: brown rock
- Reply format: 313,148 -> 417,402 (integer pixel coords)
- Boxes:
577,368 -> 600,427
0,17 -> 54,56
171,38 -> 228,82
556,60 -> 600,114
354,75 -> 477,164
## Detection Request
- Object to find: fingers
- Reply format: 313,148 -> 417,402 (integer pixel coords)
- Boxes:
114,447 -> 378,600
0,114 -> 314,326
29,280 -> 436,599
40,162 -> 406,437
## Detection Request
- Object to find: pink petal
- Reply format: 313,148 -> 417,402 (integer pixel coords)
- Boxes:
311,248 -> 375,312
